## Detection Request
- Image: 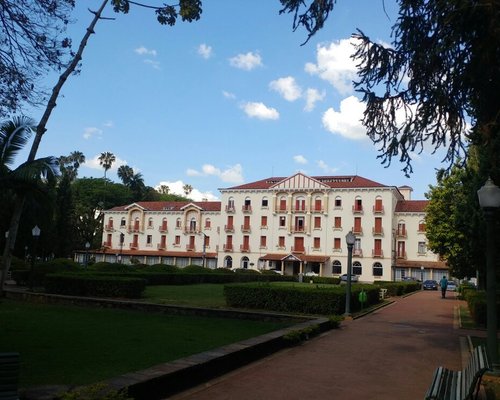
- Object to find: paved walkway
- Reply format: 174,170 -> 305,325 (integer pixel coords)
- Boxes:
170,290 -> 473,400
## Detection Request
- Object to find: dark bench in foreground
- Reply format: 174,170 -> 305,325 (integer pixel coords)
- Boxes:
0,352 -> 19,400
425,345 -> 490,400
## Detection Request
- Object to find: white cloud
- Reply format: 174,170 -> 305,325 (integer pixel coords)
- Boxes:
322,95 -> 366,140
144,59 -> 161,70
222,91 -> 236,100
83,127 -> 103,140
186,163 -> 244,184
85,154 -> 127,171
293,155 -> 308,164
229,52 -> 263,71
305,37 -> 358,95
241,102 -> 279,120
317,160 -> 339,174
103,120 -> 114,128
269,76 -> 302,101
134,46 -> 157,56
197,43 -> 213,59
156,180 -> 219,201
304,88 -> 325,112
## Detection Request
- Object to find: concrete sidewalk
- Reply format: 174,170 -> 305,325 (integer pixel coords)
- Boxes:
170,290 -> 469,400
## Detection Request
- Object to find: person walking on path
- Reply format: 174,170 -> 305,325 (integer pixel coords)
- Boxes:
440,276 -> 449,298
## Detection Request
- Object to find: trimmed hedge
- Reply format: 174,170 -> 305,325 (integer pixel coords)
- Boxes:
45,273 -> 146,299
11,258 -> 81,287
223,283 -> 380,315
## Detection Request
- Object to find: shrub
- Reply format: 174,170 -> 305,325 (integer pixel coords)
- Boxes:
182,265 -> 212,274
60,383 -> 131,400
45,273 -> 146,298
88,262 -> 135,272
303,276 -> 340,285
12,258 -> 82,287
224,283 -> 380,315
233,268 -> 261,275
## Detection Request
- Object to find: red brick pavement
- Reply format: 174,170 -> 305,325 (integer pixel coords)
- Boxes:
170,290 -> 467,400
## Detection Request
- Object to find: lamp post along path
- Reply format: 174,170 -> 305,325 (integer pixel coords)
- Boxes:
30,225 -> 41,291
345,231 -> 356,317
477,177 -> 500,365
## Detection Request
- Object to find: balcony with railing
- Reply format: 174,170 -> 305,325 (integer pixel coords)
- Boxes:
397,251 -> 407,259
158,225 -> 168,233
102,241 -> 112,249
352,226 -> 363,235
372,227 -> 384,236
186,244 -> 195,252
418,224 -> 426,233
223,244 -> 233,252
352,205 -> 364,214
275,204 -> 288,213
225,205 -> 235,213
353,248 -> 363,257
372,205 -> 385,214
372,249 -> 384,258
242,205 -> 252,213
291,246 -> 305,253
224,224 -> 235,233
292,205 -> 306,213
127,225 -> 142,234
184,227 -> 198,234
104,224 -> 114,232
241,224 -> 251,233
240,244 -> 250,252
292,225 -> 307,233
129,242 -> 138,250
311,205 -> 324,213
157,243 -> 167,250
396,228 -> 407,238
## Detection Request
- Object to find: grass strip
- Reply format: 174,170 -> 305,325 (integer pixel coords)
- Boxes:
1,299 -> 290,388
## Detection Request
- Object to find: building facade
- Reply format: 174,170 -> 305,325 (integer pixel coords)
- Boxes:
80,173 -> 447,282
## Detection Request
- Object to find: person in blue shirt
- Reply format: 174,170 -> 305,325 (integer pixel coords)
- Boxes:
440,276 -> 448,299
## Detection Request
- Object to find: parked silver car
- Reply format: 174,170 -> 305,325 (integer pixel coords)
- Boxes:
340,274 -> 359,282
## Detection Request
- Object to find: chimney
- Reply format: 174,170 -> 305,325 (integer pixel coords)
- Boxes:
398,186 -> 413,200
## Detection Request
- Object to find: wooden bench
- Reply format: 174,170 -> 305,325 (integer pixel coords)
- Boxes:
425,346 -> 490,400
0,352 -> 19,400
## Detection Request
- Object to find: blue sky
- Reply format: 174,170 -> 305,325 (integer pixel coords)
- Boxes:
29,0 -> 446,201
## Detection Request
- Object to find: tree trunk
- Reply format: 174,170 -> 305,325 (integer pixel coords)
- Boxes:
0,0 -> 110,296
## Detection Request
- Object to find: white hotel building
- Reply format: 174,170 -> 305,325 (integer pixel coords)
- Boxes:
88,173 -> 447,282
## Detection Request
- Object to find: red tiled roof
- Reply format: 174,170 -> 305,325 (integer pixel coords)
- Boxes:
223,175 -> 388,190
107,201 -> 221,212
395,200 -> 429,213
396,260 -> 448,270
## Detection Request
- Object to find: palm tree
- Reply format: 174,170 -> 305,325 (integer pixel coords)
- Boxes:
0,117 -> 59,293
158,184 -> 170,195
58,150 -> 85,181
183,184 -> 193,197
117,165 -> 134,186
98,151 -> 115,180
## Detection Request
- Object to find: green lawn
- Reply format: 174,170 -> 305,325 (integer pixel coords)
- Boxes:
0,299 -> 290,388
144,284 -> 227,307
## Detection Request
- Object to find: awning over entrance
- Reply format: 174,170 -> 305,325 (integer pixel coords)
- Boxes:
394,260 -> 448,270
259,253 -> 329,263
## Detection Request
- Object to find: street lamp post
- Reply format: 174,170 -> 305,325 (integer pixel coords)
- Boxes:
421,266 -> 424,290
119,233 -> 124,264
85,242 -> 90,268
200,232 -> 208,268
344,231 -> 356,317
30,225 -> 41,291
477,177 -> 500,365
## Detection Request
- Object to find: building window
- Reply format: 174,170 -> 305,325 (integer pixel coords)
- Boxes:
224,256 -> 233,268
335,196 -> 342,208
353,217 -> 362,234
397,221 -> 406,236
205,218 -> 211,228
332,260 -> 342,274
190,218 -> 197,232
313,237 -> 321,249
279,216 -> 286,228
227,197 -> 235,212
148,217 -> 153,228
418,220 -> 426,232
294,216 -> 305,231
314,216 -> 321,229
260,236 -> 267,248
243,198 -> 252,212
261,197 -> 268,208
176,218 -> 181,229
295,196 -> 306,212
146,235 -> 152,246
261,215 -> 268,228
278,236 -> 285,248
174,235 -> 180,245
354,197 -> 363,212
120,218 -> 126,227
279,196 -> 287,211
241,256 -> 249,269
334,217 -> 342,229
418,241 -> 427,254
333,238 -> 341,251
373,262 -> 383,276
314,196 -> 322,212
353,261 -> 362,276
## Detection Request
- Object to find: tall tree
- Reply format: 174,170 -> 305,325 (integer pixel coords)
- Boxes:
59,151 -> 86,181
98,152 -> 115,180
158,184 -> 170,195
0,117 -> 59,292
0,0 -> 75,118
183,184 -> 193,197
117,165 -> 134,186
